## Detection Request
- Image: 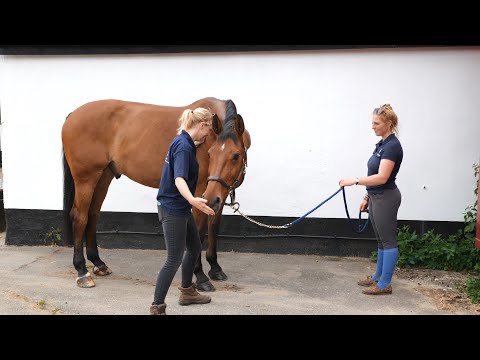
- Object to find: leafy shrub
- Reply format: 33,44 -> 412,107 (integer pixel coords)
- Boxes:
393,163 -> 480,303
466,277 -> 480,304
44,227 -> 62,246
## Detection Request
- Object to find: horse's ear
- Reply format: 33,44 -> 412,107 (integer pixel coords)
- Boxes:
212,114 -> 222,135
235,114 -> 245,135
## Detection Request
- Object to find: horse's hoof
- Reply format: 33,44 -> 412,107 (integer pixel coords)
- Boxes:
76,272 -> 95,288
195,280 -> 216,292
208,269 -> 228,281
93,265 -> 112,276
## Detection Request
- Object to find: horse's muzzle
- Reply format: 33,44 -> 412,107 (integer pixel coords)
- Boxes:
208,196 -> 222,214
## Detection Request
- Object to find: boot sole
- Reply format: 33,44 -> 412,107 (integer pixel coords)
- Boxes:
362,291 -> 392,295
178,299 -> 212,306
361,288 -> 392,295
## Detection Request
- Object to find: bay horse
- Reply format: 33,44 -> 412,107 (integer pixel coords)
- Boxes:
62,97 -> 251,291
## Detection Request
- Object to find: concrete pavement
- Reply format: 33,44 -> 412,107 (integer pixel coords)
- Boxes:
0,232 -> 470,315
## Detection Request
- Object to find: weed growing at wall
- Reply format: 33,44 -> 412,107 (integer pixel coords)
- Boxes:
466,277 -> 480,304
44,227 -> 62,246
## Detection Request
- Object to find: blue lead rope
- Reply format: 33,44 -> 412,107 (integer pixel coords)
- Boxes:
341,187 -> 370,234
285,187 -> 370,234
287,188 -> 343,227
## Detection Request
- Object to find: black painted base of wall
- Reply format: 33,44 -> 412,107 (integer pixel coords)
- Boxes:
0,190 -> 5,232
4,209 -> 465,258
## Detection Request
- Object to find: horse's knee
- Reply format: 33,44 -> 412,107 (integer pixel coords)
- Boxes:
71,207 -> 83,222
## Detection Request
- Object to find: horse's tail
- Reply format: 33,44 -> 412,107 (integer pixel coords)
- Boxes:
62,147 -> 74,247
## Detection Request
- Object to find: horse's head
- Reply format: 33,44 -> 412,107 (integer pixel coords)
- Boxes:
203,113 -> 248,214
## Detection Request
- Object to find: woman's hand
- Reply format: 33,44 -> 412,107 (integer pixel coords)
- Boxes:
359,199 -> 369,213
339,178 -> 357,187
191,197 -> 215,216
175,177 -> 215,216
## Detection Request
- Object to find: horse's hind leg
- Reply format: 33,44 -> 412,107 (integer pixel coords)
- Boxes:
72,173 -> 103,288
85,169 -> 115,277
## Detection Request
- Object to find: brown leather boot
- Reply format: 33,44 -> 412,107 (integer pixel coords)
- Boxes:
357,276 -> 378,287
150,303 -> 167,315
361,284 -> 392,295
178,284 -> 211,306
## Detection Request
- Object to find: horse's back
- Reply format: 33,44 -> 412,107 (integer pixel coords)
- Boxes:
64,98 -> 225,128
61,97 -> 232,188
63,99 -> 184,142
62,99 -> 215,188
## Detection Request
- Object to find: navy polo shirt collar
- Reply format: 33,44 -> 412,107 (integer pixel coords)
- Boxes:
376,133 -> 396,147
180,130 -> 196,149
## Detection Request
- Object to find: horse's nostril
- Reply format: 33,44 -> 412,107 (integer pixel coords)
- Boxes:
208,197 -> 222,210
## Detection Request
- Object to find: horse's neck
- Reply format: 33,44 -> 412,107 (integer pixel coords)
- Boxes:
189,98 -> 226,119
197,132 -> 216,149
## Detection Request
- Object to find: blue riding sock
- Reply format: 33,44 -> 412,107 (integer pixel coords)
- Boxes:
371,249 -> 384,281
378,248 -> 399,289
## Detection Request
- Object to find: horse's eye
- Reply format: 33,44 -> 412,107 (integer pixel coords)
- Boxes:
232,153 -> 240,161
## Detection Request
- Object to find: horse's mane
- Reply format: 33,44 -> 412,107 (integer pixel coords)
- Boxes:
218,100 -> 239,143
224,99 -> 237,122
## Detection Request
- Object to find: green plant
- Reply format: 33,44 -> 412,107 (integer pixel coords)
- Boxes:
397,226 -> 480,272
397,226 -> 420,267
37,299 -> 46,309
393,163 -> 480,303
45,227 -> 62,246
463,163 -> 478,237
466,277 -> 480,304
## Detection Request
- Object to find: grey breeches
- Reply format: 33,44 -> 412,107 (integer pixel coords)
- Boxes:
153,206 -> 201,305
368,187 -> 402,250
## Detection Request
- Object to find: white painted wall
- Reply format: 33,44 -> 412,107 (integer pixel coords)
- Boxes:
0,47 -> 479,222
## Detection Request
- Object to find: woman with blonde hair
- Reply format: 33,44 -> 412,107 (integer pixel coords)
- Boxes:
150,108 -> 215,315
339,104 -> 403,295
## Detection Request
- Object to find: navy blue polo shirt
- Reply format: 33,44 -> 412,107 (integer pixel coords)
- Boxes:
157,130 -> 199,217
366,134 -> 403,194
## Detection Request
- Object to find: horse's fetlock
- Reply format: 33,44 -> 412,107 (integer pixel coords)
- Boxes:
86,250 -> 100,263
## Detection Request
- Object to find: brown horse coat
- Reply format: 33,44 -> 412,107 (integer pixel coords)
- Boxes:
62,97 -> 250,290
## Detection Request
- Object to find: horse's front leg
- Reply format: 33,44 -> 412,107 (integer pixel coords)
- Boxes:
192,209 -> 216,292
86,170 -> 114,277
207,210 -> 227,281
